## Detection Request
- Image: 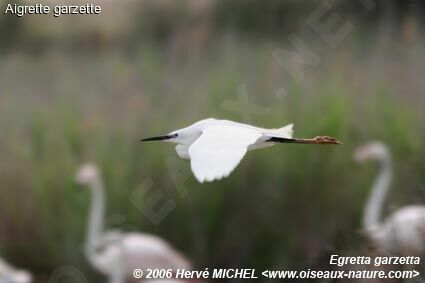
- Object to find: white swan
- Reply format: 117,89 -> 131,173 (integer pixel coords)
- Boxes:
355,141 -> 425,256
75,163 -> 191,283
0,257 -> 32,283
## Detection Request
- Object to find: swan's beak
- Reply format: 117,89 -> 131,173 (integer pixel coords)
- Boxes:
140,133 -> 177,142
75,176 -> 87,188
75,173 -> 85,185
353,147 -> 368,163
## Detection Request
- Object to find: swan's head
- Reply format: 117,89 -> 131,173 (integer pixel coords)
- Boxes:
75,163 -> 99,186
354,141 -> 390,163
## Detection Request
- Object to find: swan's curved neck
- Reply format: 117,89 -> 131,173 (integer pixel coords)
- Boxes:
363,153 -> 392,232
86,176 -> 105,257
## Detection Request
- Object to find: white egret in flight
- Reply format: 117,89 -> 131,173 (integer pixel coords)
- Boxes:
141,118 -> 341,183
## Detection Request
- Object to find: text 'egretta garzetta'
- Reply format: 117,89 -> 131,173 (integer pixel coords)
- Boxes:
141,118 -> 341,183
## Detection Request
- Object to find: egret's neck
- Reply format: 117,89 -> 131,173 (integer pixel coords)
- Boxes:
86,176 -> 105,256
363,154 -> 392,232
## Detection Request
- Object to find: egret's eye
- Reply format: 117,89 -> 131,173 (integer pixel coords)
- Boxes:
166,133 -> 178,139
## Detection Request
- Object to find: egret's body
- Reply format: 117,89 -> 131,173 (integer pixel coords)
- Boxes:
142,118 -> 341,182
76,164 -> 191,283
0,258 -> 32,283
355,142 -> 425,256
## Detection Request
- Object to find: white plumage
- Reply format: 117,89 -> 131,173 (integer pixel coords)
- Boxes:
355,142 -> 425,256
373,206 -> 425,255
75,163 -> 191,283
188,125 -> 264,182
141,118 -> 340,183
0,258 -> 32,283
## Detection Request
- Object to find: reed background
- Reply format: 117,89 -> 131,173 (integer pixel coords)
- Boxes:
0,0 -> 425,282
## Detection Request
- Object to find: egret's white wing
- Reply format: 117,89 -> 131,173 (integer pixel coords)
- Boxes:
188,125 -> 261,183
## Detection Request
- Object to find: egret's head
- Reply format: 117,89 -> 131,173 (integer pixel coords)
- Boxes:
354,141 -> 389,163
75,163 -> 99,186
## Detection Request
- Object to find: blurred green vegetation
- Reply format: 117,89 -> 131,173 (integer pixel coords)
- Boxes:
0,1 -> 425,282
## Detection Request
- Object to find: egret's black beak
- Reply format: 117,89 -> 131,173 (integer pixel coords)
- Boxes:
140,134 -> 177,142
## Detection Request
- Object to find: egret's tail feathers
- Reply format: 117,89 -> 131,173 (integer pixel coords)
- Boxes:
271,123 -> 293,138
